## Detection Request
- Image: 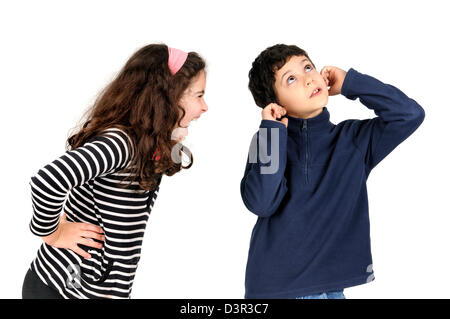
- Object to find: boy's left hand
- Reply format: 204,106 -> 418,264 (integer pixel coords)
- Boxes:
320,66 -> 347,96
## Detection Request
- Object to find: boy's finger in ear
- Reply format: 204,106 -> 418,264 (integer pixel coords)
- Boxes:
273,105 -> 281,113
321,66 -> 329,73
322,73 -> 330,86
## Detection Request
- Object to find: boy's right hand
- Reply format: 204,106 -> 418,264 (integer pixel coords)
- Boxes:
262,103 -> 288,127
42,212 -> 105,259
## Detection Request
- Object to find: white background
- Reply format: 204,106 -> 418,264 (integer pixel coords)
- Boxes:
1,0 -> 448,299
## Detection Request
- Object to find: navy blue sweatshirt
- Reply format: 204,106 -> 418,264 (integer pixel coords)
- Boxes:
240,68 -> 425,298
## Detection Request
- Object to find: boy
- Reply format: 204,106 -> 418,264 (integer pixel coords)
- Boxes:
240,44 -> 425,299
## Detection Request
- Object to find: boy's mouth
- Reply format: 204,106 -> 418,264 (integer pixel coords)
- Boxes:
310,87 -> 322,98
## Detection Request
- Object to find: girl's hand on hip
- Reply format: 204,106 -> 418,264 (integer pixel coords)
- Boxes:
42,212 -> 105,259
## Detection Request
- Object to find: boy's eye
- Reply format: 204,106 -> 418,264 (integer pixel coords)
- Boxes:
287,76 -> 296,84
305,65 -> 312,72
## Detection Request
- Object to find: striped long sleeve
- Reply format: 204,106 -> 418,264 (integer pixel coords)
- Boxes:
29,128 -> 133,236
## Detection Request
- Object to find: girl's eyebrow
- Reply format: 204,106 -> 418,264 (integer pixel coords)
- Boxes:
280,58 -> 310,82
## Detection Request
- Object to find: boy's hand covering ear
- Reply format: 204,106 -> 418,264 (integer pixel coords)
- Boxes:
320,66 -> 347,96
262,103 -> 288,128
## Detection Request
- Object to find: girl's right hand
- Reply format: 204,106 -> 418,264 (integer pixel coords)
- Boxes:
42,212 -> 105,259
262,103 -> 288,127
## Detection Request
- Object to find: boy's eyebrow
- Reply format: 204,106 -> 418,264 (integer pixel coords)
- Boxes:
194,90 -> 205,94
280,58 -> 310,83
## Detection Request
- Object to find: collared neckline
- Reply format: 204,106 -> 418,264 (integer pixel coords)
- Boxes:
286,106 -> 334,132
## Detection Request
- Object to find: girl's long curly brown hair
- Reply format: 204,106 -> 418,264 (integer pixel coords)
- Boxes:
66,43 -> 206,192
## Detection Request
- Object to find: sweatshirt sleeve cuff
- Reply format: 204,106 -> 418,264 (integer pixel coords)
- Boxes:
259,119 -> 288,130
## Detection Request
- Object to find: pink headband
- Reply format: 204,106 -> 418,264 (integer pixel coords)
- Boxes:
168,47 -> 188,75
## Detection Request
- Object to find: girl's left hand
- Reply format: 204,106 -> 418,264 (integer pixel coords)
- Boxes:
320,66 -> 347,96
171,127 -> 188,143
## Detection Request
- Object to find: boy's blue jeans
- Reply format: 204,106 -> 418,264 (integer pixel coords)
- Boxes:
296,289 -> 345,299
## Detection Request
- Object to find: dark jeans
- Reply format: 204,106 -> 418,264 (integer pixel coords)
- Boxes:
22,268 -> 64,299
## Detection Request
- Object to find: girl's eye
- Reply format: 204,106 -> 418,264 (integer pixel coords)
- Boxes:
305,65 -> 312,72
287,76 -> 296,84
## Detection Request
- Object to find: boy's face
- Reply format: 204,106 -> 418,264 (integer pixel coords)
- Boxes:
273,55 -> 328,119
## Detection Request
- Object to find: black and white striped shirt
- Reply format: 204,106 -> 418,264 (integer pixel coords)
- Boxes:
28,127 -> 161,299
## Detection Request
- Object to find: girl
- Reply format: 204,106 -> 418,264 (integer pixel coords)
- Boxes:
22,43 -> 208,299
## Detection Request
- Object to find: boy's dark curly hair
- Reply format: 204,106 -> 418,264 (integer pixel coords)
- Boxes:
248,44 -> 316,108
